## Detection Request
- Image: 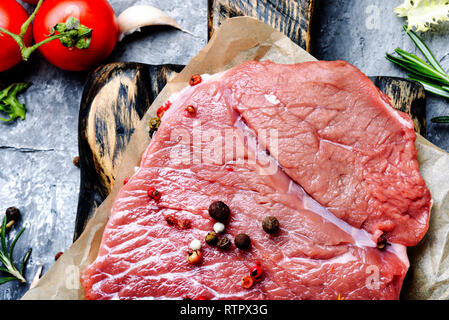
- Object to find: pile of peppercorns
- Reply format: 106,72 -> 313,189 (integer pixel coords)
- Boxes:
204,201 -> 254,251
186,200 -> 281,289
205,201 -> 234,249
205,201 -> 280,249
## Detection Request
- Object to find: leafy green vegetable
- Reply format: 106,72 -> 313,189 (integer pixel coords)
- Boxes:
395,0 -> 449,32
0,217 -> 31,284
0,83 -> 31,122
386,26 -> 449,123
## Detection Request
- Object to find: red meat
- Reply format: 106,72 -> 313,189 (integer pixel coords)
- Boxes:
82,61 -> 431,300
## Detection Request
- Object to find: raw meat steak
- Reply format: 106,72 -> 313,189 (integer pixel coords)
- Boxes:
82,61 -> 431,300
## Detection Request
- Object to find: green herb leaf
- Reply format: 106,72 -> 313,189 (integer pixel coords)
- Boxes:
0,277 -> 18,285
0,216 -> 30,283
386,54 -> 444,83
0,267 -> 11,274
1,217 -> 7,254
386,26 -> 449,101
430,116 -> 449,123
19,249 -> 31,275
403,26 -> 446,74
431,116 -> 449,123
0,83 -> 31,122
9,228 -> 25,261
407,74 -> 449,99
394,48 -> 449,84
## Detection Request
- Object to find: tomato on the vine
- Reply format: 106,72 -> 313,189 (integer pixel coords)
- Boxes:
33,0 -> 119,71
0,0 -> 32,72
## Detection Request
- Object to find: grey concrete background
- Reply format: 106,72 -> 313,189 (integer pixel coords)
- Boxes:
0,0 -> 448,299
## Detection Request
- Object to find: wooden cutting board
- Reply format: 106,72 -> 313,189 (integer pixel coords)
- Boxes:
73,0 -> 426,240
208,0 -> 316,52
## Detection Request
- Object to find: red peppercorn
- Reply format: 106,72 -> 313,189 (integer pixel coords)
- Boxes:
241,275 -> 254,289
189,74 -> 202,86
147,186 -> 161,200
187,250 -> 202,265
54,251 -> 63,261
157,101 -> 172,119
73,156 -> 80,168
185,105 -> 196,114
165,215 -> 177,226
250,261 -> 263,282
177,219 -> 191,229
164,215 -> 191,230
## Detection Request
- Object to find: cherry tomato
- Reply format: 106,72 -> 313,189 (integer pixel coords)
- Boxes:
33,0 -> 119,71
0,0 -> 32,72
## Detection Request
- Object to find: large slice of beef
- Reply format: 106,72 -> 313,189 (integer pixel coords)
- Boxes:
82,61 -> 431,300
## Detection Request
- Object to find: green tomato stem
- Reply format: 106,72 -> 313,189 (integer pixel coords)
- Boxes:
0,27 -> 26,52
0,0 -> 91,63
19,0 -> 45,39
0,25 -> 63,62
21,33 -> 66,61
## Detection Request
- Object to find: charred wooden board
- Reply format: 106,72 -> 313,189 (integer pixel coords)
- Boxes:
74,63 -> 184,240
74,62 -> 426,241
208,0 -> 316,52
370,76 -> 426,136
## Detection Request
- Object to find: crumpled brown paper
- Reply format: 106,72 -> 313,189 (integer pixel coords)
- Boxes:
22,17 -> 449,300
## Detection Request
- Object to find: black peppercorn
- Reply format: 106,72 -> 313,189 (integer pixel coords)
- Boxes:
205,232 -> 219,246
262,216 -> 279,234
234,233 -> 251,250
377,235 -> 389,250
149,117 -> 161,137
5,207 -> 21,222
217,237 -> 231,250
208,201 -> 230,222
149,117 -> 161,130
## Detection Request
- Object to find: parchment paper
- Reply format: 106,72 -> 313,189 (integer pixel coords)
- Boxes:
22,17 -> 449,300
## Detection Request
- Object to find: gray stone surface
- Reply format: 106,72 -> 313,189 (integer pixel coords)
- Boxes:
1,0 -> 448,300
0,0 -> 206,300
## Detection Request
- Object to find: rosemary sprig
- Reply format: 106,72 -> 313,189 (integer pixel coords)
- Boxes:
0,216 -> 31,284
431,116 -> 449,123
386,25 -> 449,123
